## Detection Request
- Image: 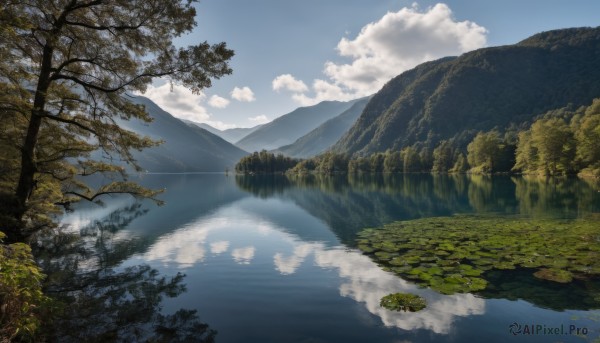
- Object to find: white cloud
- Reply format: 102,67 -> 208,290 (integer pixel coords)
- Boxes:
248,115 -> 269,124
231,86 -> 256,102
140,82 -> 236,130
280,3 -> 487,106
208,95 -> 230,109
292,79 -> 358,106
142,82 -> 209,122
272,74 -> 309,93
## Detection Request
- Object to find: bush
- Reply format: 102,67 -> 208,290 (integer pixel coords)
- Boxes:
1,232 -> 50,342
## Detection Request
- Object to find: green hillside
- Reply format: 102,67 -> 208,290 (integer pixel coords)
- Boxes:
333,27 -> 600,155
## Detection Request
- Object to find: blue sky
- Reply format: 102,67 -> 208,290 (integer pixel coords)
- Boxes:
142,0 -> 600,130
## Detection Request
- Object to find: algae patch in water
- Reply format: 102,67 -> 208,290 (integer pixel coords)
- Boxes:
357,215 -> 600,294
380,293 -> 427,312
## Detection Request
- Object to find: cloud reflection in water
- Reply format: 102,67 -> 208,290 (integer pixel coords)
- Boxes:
140,205 -> 485,334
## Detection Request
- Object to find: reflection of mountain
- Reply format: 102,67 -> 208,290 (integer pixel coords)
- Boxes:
235,174 -> 600,246
62,174 -> 248,246
237,174 -> 475,245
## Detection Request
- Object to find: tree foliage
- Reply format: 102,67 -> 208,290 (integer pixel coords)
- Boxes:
467,131 -> 501,173
0,0 -> 233,241
513,100 -> 599,176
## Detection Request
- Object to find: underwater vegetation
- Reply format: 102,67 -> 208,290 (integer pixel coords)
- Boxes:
357,215 -> 600,295
380,293 -> 427,312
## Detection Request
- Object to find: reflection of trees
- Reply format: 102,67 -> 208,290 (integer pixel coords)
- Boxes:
467,175 -> 519,213
236,174 -> 474,245
234,174 -> 291,198
513,176 -> 600,218
34,203 -> 216,342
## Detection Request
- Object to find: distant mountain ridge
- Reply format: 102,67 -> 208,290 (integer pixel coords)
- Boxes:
333,27 -> 600,155
116,96 -> 247,172
275,97 -> 369,158
182,120 -> 262,144
235,99 -> 362,152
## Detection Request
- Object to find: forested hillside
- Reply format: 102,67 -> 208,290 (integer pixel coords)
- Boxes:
333,27 -> 600,156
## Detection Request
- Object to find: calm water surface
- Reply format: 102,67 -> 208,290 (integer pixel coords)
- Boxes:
60,174 -> 600,342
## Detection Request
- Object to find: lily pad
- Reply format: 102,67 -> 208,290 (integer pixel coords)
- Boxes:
380,293 -> 427,312
357,215 -> 600,295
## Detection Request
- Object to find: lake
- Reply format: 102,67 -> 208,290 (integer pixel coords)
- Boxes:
56,173 -> 600,342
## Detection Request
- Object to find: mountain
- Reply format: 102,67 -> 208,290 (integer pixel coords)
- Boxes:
235,99 -> 361,152
333,27 -> 600,155
182,120 -> 262,144
117,96 -> 247,172
275,97 -> 369,158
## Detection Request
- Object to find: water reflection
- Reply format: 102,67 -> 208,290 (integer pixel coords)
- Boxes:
236,174 -> 600,246
41,200 -> 216,342
53,173 -> 600,342
313,247 -> 486,334
210,240 -> 230,254
232,246 -> 256,264
133,197 -> 487,335
274,243 -> 321,275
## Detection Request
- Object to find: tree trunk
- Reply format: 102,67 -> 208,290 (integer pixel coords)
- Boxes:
11,45 -> 54,242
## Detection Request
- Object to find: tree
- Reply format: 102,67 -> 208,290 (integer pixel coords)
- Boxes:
450,153 -> 469,173
575,99 -> 600,175
530,117 -> 575,175
383,150 -> 403,173
513,130 -> 538,173
467,131 -> 501,173
369,153 -> 385,173
0,1 -> 233,242
432,140 -> 455,173
401,146 -> 421,173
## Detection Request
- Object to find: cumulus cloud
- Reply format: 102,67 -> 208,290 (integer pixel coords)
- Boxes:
279,3 -> 487,106
208,95 -> 230,109
142,83 -> 209,122
272,74 -> 309,93
231,86 -> 256,102
248,115 -> 269,124
140,82 -> 235,130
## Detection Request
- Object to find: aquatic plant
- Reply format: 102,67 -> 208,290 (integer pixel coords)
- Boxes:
380,293 -> 427,312
358,215 -> 600,294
